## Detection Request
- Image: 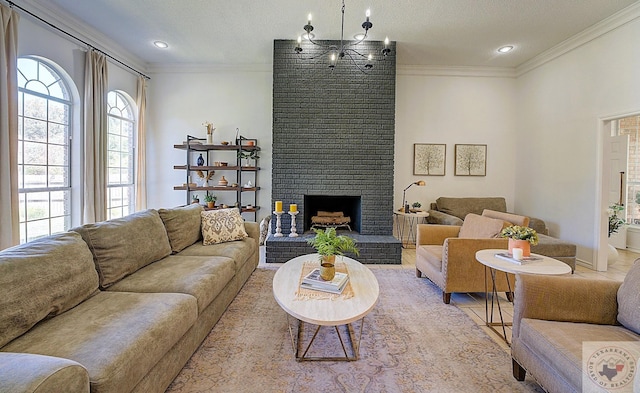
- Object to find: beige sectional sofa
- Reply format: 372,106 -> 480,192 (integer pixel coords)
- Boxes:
0,204 -> 259,393
427,196 -> 577,270
511,260 -> 640,392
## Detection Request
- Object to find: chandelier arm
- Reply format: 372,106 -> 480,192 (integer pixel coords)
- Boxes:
343,50 -> 370,74
343,48 -> 370,60
296,48 -> 334,62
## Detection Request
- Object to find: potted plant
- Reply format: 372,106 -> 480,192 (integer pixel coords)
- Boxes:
191,194 -> 200,204
307,227 -> 359,280
499,225 -> 539,256
237,150 -> 260,167
204,194 -> 217,208
411,201 -> 422,212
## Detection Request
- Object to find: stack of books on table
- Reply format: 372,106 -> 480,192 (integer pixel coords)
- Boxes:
494,252 -> 542,265
300,268 -> 349,294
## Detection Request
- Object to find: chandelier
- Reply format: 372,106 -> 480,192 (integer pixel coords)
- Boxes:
294,0 -> 391,73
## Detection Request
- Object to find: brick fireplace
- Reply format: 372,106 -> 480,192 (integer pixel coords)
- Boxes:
265,39 -> 401,264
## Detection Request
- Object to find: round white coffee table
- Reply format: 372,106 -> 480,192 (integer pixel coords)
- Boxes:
475,249 -> 572,345
273,253 -> 379,361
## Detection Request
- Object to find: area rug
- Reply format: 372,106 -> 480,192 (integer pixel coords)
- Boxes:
166,267 -> 544,393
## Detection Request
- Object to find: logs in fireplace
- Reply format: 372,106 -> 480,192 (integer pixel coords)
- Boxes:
311,211 -> 352,231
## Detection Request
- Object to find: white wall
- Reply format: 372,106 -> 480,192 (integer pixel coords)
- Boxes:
395,72 -> 517,211
145,68 -> 273,221
516,17 -> 640,267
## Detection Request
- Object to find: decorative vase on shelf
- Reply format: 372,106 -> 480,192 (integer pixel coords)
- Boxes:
196,154 -> 205,166
207,134 -> 213,144
508,238 -> 531,257
218,176 -> 228,186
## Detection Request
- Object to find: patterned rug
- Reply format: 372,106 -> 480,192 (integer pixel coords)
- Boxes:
166,267 -> 544,393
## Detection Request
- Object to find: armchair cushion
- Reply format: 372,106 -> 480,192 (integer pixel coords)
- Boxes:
481,209 -> 530,227
618,260 -> 640,334
458,213 -> 506,239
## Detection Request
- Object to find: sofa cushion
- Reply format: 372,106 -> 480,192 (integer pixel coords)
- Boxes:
458,213 -> 507,239
201,208 -> 248,245
107,255 -> 236,313
0,232 -> 98,348
178,236 -> 257,272
436,197 -> 507,220
158,204 -> 204,253
1,291 -> 197,393
481,209 -> 530,227
73,209 -> 172,289
416,245 -> 443,271
531,234 -> 577,258
517,318 -> 640,390
618,259 -> 640,334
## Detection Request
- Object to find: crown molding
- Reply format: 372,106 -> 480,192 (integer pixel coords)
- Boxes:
516,2 -> 640,77
147,63 -> 272,74
16,0 -> 149,75
397,65 -> 516,78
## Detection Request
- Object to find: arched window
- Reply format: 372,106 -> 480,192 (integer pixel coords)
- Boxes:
17,57 -> 73,243
107,91 -> 136,219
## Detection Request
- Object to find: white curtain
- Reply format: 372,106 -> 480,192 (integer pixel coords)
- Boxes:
83,50 -> 108,224
0,5 -> 19,250
135,75 -> 147,210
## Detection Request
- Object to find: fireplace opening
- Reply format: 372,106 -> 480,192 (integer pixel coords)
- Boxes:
304,195 -> 362,233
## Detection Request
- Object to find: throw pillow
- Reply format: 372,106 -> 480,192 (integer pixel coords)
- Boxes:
458,213 -> 508,239
617,259 -> 640,334
159,204 -> 204,253
201,208 -> 248,245
482,209 -> 530,227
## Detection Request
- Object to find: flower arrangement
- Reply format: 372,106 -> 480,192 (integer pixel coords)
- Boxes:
499,225 -> 539,245
608,203 -> 625,237
202,121 -> 215,135
196,170 -> 215,184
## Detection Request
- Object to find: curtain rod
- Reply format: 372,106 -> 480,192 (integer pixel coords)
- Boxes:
6,0 -> 151,80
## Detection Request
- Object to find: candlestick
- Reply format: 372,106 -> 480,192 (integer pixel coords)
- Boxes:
288,211 -> 299,237
275,200 -> 283,213
273,211 -> 284,237
289,204 -> 297,213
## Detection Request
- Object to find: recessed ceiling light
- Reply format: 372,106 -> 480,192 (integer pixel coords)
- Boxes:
153,41 -> 169,49
497,45 -> 514,53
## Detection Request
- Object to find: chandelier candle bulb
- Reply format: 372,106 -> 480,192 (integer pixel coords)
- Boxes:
289,204 -> 297,213
275,201 -> 283,213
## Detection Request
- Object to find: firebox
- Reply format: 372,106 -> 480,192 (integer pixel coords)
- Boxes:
304,195 -> 361,233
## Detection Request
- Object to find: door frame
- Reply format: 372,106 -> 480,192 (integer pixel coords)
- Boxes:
597,110 -> 640,271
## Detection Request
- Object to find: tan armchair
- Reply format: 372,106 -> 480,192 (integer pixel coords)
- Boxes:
415,213 -> 515,304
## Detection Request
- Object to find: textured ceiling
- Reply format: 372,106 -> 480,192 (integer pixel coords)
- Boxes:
24,0 -> 639,69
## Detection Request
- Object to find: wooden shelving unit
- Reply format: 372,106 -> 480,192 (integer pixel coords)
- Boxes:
174,135 -> 260,219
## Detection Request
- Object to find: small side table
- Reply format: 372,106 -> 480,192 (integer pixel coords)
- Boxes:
393,210 -> 430,248
475,249 -> 572,345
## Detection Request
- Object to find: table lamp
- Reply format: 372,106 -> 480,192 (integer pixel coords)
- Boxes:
402,180 -> 426,213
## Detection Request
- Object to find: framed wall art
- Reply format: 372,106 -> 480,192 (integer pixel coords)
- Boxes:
454,144 -> 486,176
414,144 -> 446,176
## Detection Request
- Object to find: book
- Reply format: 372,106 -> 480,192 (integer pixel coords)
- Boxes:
494,252 -> 542,265
301,268 -> 349,293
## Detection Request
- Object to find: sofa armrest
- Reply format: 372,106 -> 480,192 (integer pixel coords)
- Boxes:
244,222 -> 260,242
0,352 -> 89,393
416,224 -> 461,246
443,238 -> 509,277
512,275 -> 621,339
426,210 -> 464,226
